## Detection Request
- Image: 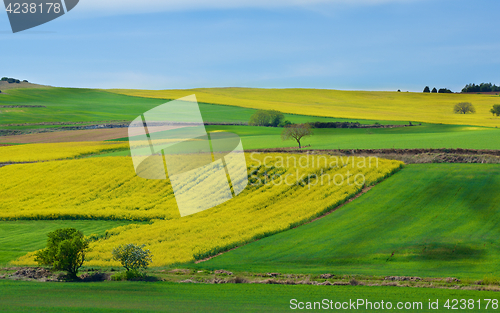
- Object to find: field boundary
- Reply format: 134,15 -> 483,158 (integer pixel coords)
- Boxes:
248,148 -> 500,164
249,148 -> 500,156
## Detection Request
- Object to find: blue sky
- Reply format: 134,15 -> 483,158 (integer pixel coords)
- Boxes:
1,0 -> 499,91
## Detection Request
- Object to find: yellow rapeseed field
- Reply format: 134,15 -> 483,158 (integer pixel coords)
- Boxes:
0,141 -> 129,163
0,157 -> 177,221
7,153 -> 403,267
107,88 -> 500,128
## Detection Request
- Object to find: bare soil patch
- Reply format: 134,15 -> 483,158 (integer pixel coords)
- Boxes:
249,148 -> 500,164
0,128 -> 129,143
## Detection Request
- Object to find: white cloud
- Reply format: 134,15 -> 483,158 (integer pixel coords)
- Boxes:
74,0 -> 421,15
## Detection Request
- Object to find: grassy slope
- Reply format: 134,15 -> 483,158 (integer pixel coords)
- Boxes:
0,88 -> 392,126
0,88 -> 165,125
1,281 -> 498,313
108,88 -> 500,127
195,164 -> 500,279
0,220 -> 140,266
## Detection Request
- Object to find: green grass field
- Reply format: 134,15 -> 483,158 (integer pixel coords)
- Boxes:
101,124 -> 500,155
1,281 -> 499,312
0,220 -> 141,266
195,164 -> 500,279
204,124 -> 500,150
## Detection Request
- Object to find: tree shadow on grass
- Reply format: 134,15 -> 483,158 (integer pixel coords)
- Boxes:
412,243 -> 485,261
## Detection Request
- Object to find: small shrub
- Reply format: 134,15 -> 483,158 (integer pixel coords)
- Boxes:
349,278 -> 360,286
228,276 -> 249,284
111,270 -> 146,281
481,275 -> 500,286
112,243 -> 152,272
278,120 -> 292,127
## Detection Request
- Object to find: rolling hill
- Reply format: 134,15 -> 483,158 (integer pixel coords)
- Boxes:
108,88 -> 500,128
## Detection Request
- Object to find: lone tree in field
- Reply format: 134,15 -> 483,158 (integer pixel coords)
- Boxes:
423,86 -> 430,93
454,102 -> 476,114
281,123 -> 313,149
112,244 -> 152,272
35,228 -> 89,279
431,87 -> 437,93
491,104 -> 500,116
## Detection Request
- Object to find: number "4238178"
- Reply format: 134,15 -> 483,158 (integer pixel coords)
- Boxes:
6,3 -> 62,14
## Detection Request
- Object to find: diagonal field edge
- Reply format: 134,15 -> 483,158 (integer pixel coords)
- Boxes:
194,178 -> 388,264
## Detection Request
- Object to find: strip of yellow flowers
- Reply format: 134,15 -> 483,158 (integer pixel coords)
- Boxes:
0,141 -> 129,163
9,153 -> 403,267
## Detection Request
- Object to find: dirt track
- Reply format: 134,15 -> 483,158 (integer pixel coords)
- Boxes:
0,128 -> 129,143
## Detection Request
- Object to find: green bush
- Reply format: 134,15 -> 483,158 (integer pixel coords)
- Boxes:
279,120 -> 292,127
112,243 -> 152,272
481,275 -> 500,286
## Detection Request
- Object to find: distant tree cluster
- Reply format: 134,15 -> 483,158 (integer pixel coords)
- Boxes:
1,77 -> 24,84
249,110 -> 290,127
423,86 -> 452,93
462,83 -> 500,93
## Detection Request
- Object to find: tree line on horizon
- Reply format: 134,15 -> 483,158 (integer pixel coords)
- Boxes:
422,83 -> 500,94
461,83 -> 500,93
